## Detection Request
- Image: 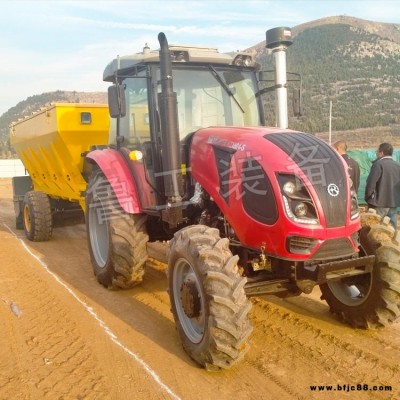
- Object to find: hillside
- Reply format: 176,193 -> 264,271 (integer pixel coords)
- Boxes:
250,16 -> 400,146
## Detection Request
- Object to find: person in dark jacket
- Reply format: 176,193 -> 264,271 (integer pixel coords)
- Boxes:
333,141 -> 360,192
365,142 -> 400,230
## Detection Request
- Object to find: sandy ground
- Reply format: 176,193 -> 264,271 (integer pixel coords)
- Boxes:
0,177 -> 399,400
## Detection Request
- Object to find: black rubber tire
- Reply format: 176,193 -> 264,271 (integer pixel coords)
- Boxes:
167,225 -> 253,370
23,191 -> 52,241
86,171 -> 149,289
320,210 -> 400,328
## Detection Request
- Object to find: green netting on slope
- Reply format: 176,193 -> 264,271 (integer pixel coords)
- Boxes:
348,149 -> 400,204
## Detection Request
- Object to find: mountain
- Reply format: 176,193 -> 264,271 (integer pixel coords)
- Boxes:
250,15 -> 400,146
292,15 -> 400,43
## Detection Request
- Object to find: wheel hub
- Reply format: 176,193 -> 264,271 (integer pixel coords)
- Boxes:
23,205 -> 31,232
180,279 -> 201,318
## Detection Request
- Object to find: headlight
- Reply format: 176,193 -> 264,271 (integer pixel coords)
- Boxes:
295,202 -> 308,217
283,181 -> 296,196
171,50 -> 189,62
233,54 -> 254,67
277,173 -> 319,225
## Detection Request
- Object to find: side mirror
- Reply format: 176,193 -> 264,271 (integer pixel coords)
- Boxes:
293,88 -> 302,117
108,84 -> 126,118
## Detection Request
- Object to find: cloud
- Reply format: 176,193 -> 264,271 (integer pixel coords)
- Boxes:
1,0 -> 400,115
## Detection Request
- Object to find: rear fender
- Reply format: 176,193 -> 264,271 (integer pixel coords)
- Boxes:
86,148 -> 141,214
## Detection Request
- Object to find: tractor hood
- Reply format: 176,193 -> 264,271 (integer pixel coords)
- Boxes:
190,126 -> 360,257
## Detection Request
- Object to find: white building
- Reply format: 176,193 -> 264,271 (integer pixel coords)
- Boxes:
0,159 -> 27,178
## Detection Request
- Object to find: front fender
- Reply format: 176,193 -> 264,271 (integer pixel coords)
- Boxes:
86,148 -> 141,214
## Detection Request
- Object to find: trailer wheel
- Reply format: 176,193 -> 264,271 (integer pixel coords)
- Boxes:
167,225 -> 253,370
23,191 -> 53,241
86,171 -> 148,289
320,211 -> 400,328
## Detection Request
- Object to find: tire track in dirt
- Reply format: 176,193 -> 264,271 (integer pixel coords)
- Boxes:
0,297 -> 29,400
0,233 -> 108,399
1,178 -> 399,400
278,292 -> 400,364
0,224 -> 183,400
134,259 -> 172,314
246,298 -> 399,399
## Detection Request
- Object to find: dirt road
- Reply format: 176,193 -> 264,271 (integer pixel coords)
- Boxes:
0,178 -> 399,400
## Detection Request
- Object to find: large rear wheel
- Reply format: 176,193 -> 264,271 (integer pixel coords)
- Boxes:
23,191 -> 52,241
320,210 -> 400,328
167,225 -> 253,370
86,171 -> 148,289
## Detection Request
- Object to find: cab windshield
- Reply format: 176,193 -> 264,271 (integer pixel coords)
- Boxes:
163,66 -> 262,138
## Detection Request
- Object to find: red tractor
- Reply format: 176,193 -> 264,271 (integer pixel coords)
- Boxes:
84,27 -> 400,370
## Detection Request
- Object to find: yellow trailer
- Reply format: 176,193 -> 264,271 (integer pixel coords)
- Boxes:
10,103 -> 109,240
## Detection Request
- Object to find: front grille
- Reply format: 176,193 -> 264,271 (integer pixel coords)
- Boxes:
311,237 -> 356,260
242,157 -> 278,225
287,236 -> 318,254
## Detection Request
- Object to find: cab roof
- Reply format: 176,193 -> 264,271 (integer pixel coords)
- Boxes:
103,44 -> 255,82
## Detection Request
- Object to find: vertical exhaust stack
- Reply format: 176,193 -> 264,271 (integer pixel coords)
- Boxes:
266,27 -> 293,129
158,32 -> 182,201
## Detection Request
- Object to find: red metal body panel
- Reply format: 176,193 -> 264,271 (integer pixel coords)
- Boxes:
86,148 -> 142,214
190,126 -> 361,259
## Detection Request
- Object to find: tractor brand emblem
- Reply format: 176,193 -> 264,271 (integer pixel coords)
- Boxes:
327,183 -> 339,197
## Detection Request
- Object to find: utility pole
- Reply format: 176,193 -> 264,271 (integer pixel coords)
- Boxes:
328,100 -> 332,145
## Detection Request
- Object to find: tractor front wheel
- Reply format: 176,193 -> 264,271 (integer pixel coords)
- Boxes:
86,171 -> 148,289
167,225 -> 253,370
320,211 -> 400,328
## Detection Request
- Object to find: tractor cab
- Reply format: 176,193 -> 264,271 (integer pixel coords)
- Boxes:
104,44 -> 264,147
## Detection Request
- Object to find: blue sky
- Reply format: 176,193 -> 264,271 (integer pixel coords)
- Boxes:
1,0 -> 400,116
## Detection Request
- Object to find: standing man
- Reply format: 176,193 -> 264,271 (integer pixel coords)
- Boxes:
365,142 -> 400,230
333,141 -> 361,192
